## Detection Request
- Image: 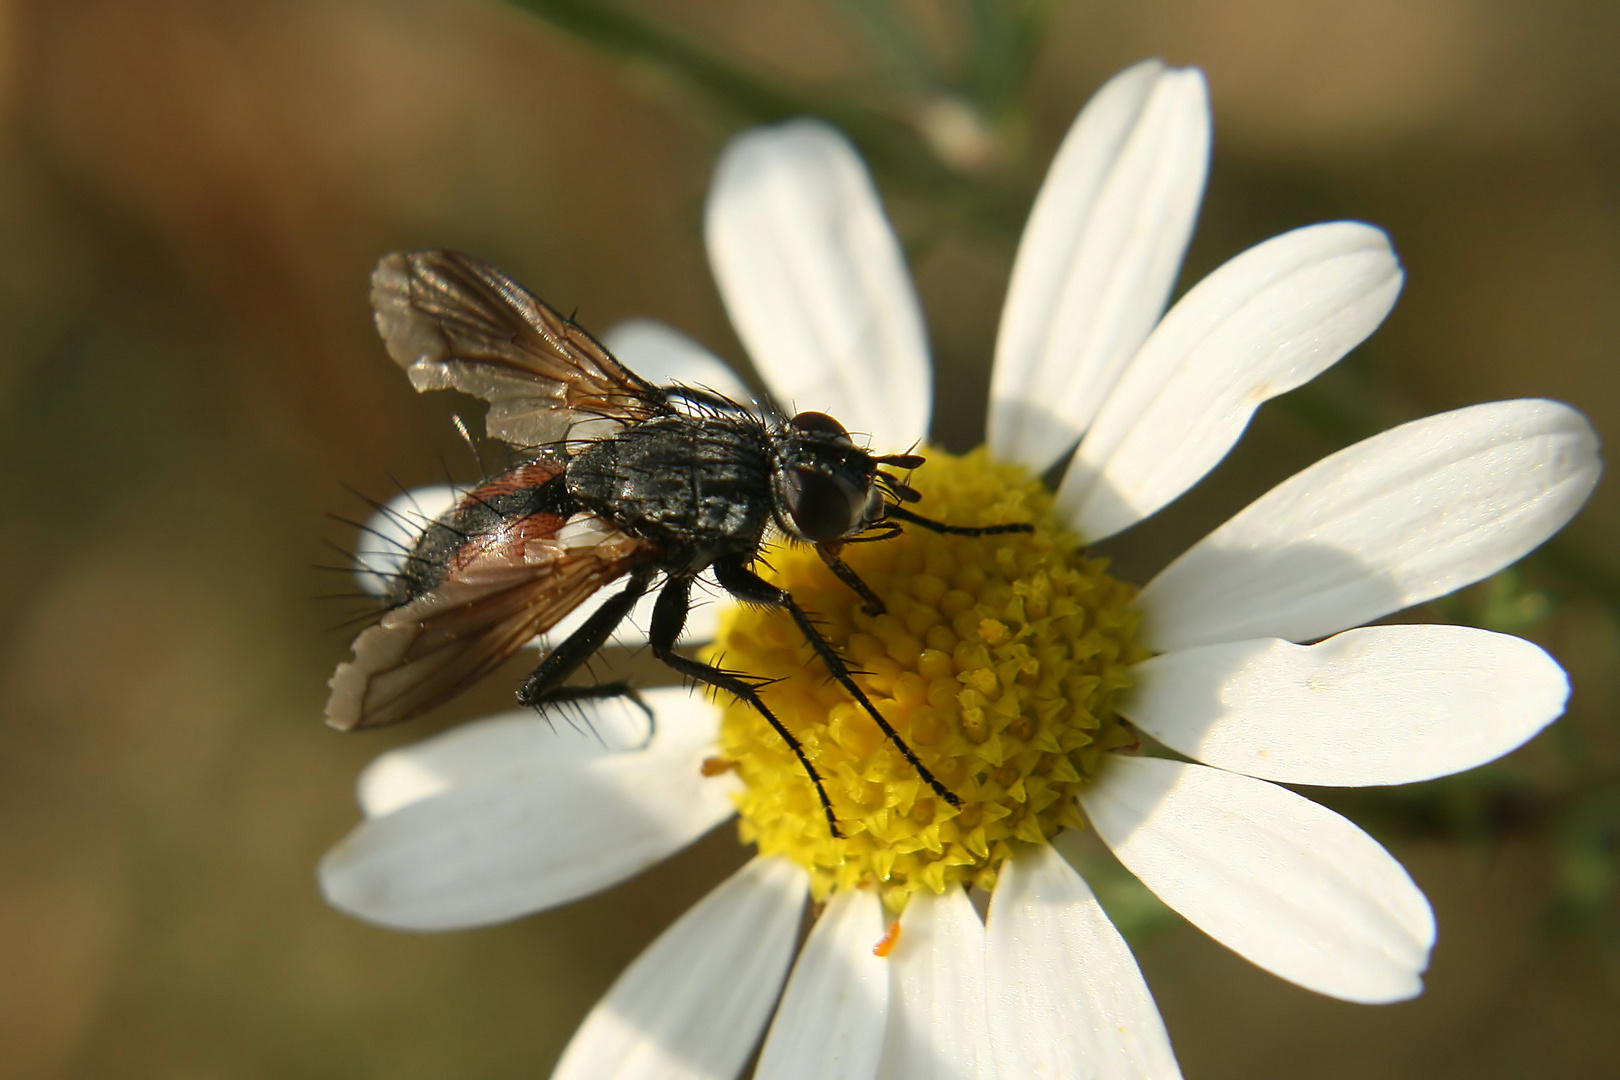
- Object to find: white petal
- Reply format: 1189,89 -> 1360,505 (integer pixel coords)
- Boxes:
1138,399 -> 1602,651
601,318 -> 757,406
1059,223 -> 1403,540
878,888 -> 993,1080
1081,757 -> 1435,1003
1122,625 -> 1569,787
357,696 -> 662,818
756,887 -> 889,1080
986,843 -> 1181,1079
319,688 -> 735,930
353,485 -> 458,596
553,856 -> 808,1080
989,60 -> 1210,474
705,119 -> 930,451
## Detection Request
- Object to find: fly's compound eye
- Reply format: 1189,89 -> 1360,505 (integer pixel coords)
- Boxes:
786,466 -> 868,543
789,411 -> 853,443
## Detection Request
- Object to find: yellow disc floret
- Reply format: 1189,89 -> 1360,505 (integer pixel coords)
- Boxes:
707,447 -> 1146,911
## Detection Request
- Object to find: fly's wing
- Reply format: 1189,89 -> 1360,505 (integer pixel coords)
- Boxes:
371,249 -> 670,446
325,514 -> 643,731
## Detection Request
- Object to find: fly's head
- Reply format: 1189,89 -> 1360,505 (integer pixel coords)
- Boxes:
769,411 -> 925,547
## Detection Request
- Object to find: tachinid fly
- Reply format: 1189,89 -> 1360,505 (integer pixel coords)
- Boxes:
326,250 -> 1031,836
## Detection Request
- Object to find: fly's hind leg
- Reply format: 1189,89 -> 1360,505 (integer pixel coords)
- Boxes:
648,575 -> 844,839
517,569 -> 656,744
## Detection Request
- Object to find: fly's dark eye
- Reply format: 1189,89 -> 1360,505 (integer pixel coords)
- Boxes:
787,466 -> 863,543
790,411 -> 852,443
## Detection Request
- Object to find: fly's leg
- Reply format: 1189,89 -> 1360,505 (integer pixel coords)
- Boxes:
517,569 -> 656,743
886,504 -> 1034,537
832,507 -> 1033,611
816,546 -> 886,617
648,575 -> 843,839
712,554 -> 962,810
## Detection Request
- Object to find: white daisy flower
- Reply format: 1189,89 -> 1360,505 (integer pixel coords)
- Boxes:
320,60 -> 1601,1079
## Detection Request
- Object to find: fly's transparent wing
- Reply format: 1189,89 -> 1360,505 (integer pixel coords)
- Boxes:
325,512 -> 642,731
371,249 -> 670,446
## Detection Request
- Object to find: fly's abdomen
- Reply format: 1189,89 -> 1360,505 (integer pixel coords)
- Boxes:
392,459 -> 574,604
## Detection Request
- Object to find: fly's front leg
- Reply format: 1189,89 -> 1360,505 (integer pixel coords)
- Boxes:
648,575 -> 843,838
816,544 -> 886,617
711,554 -> 962,810
886,503 -> 1034,537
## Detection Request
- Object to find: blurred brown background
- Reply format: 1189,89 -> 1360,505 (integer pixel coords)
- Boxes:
1,1 -> 1616,1076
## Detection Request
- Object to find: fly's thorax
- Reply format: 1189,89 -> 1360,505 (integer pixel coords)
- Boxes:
707,447 -> 1147,911
565,413 -> 776,562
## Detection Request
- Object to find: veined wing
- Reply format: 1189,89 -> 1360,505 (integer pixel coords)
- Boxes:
325,511 -> 643,731
371,249 -> 670,446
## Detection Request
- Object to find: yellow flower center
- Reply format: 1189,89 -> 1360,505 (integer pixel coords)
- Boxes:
707,447 -> 1146,911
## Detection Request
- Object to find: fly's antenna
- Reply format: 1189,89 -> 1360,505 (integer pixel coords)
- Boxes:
875,470 -> 922,504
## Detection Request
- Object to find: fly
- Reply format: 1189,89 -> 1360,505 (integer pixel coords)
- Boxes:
326,249 -> 1031,837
